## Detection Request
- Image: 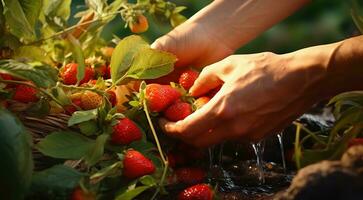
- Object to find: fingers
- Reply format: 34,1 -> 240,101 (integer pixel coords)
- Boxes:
190,64 -> 224,97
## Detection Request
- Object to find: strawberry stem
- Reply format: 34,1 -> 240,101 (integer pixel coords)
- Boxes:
143,99 -> 169,198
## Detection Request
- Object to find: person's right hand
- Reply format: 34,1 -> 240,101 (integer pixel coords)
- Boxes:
151,20 -> 234,68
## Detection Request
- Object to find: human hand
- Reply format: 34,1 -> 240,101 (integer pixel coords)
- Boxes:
159,51 -> 328,147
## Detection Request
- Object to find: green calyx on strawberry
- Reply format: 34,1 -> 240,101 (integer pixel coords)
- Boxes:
164,100 -> 192,122
178,184 -> 213,200
111,118 -> 142,145
179,69 -> 199,90
145,83 -> 181,112
123,149 -> 155,179
12,83 -> 38,103
60,63 -> 95,85
175,167 -> 206,185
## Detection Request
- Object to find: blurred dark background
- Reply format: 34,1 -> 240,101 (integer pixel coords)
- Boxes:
71,0 -> 359,54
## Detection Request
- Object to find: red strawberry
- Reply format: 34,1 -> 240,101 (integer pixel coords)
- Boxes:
112,118 -> 142,145
164,101 -> 192,122
179,69 -> 199,90
71,187 -> 95,200
60,63 -> 94,85
80,91 -> 103,110
348,138 -> 363,148
107,90 -> 117,107
12,84 -> 38,103
0,73 -> 12,80
145,84 -> 181,112
194,97 -> 210,110
207,86 -> 221,98
64,99 -> 82,114
178,184 -> 213,200
123,150 -> 155,179
175,167 -> 206,185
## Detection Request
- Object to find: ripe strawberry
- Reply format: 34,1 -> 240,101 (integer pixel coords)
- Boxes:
179,69 -> 199,90
194,97 -> 210,110
71,187 -> 95,200
112,118 -> 142,145
207,86 -> 221,98
64,99 -> 82,114
175,167 -> 206,185
145,84 -> 181,112
129,15 -> 149,33
80,91 -> 103,110
107,90 -> 117,107
60,63 -> 94,85
348,138 -> 363,148
178,184 -> 213,200
12,84 -> 38,103
0,73 -> 12,80
164,101 -> 192,122
123,150 -> 155,179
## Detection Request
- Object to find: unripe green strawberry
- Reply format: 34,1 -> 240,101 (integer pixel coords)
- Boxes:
145,84 -> 181,112
60,63 -> 94,85
179,69 -> 199,90
178,184 -> 213,200
111,118 -> 142,145
80,91 -> 103,110
164,101 -> 192,122
123,150 -> 155,179
12,84 -> 38,103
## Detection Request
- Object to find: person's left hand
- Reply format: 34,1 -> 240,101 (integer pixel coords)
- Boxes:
159,51 -> 328,147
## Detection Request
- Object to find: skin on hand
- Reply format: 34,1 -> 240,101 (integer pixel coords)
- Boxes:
160,36 -> 363,147
151,0 -> 309,68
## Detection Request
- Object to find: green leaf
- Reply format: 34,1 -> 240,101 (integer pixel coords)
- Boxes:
13,45 -> 53,64
115,186 -> 151,200
30,165 -> 86,199
0,108 -> 33,200
1,0 -> 35,41
110,35 -> 149,84
90,161 -> 122,182
170,13 -> 187,27
68,109 -> 98,126
125,48 -> 176,80
67,35 -> 86,85
19,0 -> 42,29
79,120 -> 99,136
351,0 -> 363,33
25,97 -> 50,117
0,59 -> 58,88
328,91 -> 363,105
84,134 -> 109,166
139,175 -> 157,187
42,0 -> 71,29
36,131 -> 95,159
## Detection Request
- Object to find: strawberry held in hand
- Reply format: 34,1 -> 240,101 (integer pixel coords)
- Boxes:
164,101 -> 192,122
12,84 -> 38,103
146,84 -> 181,112
112,118 -> 142,145
178,184 -> 213,200
60,63 -> 94,85
123,150 -> 155,179
179,69 -> 199,90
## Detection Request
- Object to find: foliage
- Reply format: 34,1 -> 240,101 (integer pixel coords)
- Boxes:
293,1 -> 363,169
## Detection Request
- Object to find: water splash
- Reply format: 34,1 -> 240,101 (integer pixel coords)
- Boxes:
277,132 -> 286,172
252,141 -> 265,184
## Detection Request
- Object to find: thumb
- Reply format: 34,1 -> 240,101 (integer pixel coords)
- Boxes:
190,64 -> 223,97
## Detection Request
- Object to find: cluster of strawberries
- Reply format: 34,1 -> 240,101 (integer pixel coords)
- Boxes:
0,73 -> 39,104
104,69 -> 215,199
